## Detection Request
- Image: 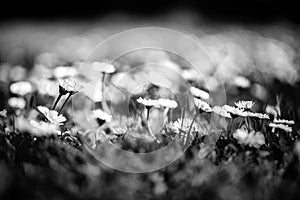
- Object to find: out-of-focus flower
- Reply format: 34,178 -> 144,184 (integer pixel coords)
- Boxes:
233,128 -> 265,148
247,131 -> 265,148
223,105 -> 248,117
92,62 -> 116,74
16,116 -> 60,136
8,97 -> 26,109
233,128 -> 248,144
92,109 -> 112,126
0,110 -> 7,118
273,118 -> 295,125
212,106 -> 232,118
29,120 -> 60,136
233,76 -> 251,88
58,78 -> 82,95
53,66 -> 78,78
157,98 -> 178,108
37,106 -> 67,125
234,101 -> 255,110
269,122 -> 292,133
136,97 -> 159,108
9,65 -> 27,82
182,69 -> 199,81
190,86 -> 210,100
194,98 -> 212,113
10,81 -> 33,96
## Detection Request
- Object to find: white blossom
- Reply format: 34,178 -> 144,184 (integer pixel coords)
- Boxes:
193,98 -> 212,112
8,97 -> 26,109
10,81 -> 33,96
234,100 -> 255,110
212,106 -> 232,118
37,106 -> 67,125
190,86 -> 210,99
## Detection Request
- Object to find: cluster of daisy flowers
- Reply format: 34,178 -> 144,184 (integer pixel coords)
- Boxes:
3,76 -> 83,136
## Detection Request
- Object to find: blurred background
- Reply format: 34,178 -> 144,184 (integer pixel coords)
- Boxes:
0,0 -> 300,118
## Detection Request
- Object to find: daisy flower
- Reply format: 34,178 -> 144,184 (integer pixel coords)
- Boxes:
193,98 -> 212,113
157,98 -> 178,109
10,81 -> 33,96
171,118 -> 200,133
92,109 -> 113,126
58,78 -> 82,95
136,97 -> 160,108
234,100 -> 255,110
190,86 -> 210,100
212,106 -> 232,118
37,106 -> 67,125
92,61 -> 116,74
273,118 -> 295,125
269,123 -> 292,133
245,112 -> 270,119
223,105 -> 248,117
8,97 -> 26,109
171,118 -> 202,144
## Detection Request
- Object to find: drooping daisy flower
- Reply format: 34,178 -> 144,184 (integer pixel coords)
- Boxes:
8,97 -> 26,109
234,101 -> 255,111
212,106 -> 232,118
54,78 -> 82,111
10,81 -> 33,96
58,78 -> 82,95
273,118 -> 295,125
37,106 -> 67,125
0,109 -> 7,118
92,109 -> 113,126
92,62 -> 116,74
157,98 -> 178,109
269,123 -> 292,133
136,97 -> 159,108
223,105 -> 248,117
193,98 -> 212,113
190,86 -> 210,100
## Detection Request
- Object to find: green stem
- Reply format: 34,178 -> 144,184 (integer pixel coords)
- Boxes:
59,93 -> 72,114
185,113 -> 199,147
146,107 -> 160,143
101,73 -> 110,114
52,93 -> 62,110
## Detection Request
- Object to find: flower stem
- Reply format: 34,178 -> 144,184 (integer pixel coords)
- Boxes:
101,73 -> 110,114
146,107 -> 160,143
52,93 -> 62,110
185,113 -> 199,147
12,114 -> 15,133
59,93 -> 72,114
